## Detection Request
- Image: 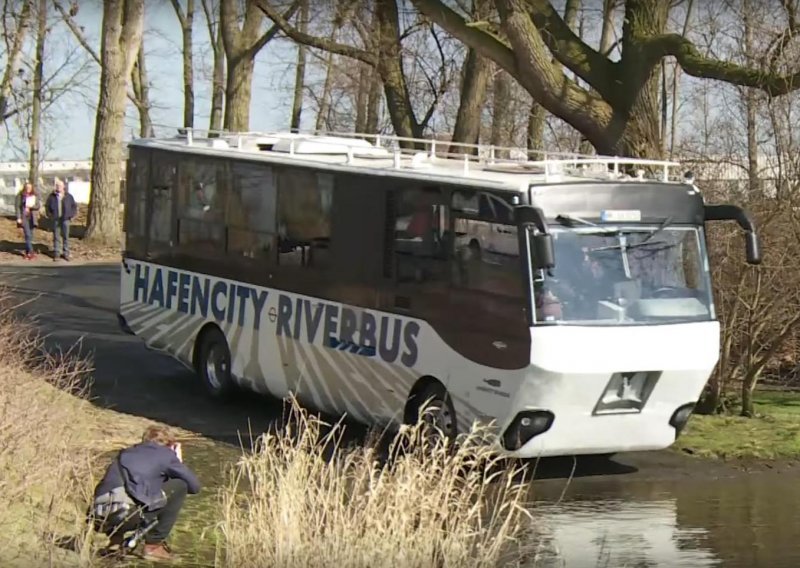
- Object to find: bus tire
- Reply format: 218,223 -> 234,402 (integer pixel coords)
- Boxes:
197,327 -> 235,399
413,382 -> 457,444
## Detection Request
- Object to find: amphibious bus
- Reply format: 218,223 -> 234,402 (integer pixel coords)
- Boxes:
118,130 -> 760,458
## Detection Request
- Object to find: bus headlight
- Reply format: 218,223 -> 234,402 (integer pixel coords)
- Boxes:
502,410 -> 555,451
669,403 -> 695,438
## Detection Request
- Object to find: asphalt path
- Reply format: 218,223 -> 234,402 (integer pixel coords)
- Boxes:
0,261 -> 286,445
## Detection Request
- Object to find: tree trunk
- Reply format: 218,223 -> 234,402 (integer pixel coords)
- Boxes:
599,0 -> 615,55
0,2 -> 32,121
315,50 -> 336,132
224,55 -> 255,132
181,0 -> 195,128
450,48 -> 491,153
289,0 -> 308,132
354,64 -> 370,133
28,0 -> 46,188
85,0 -> 145,245
365,67 -> 382,134
220,0 -> 298,132
527,103 -> 545,152
376,0 -> 422,142
210,21 -> 224,132
131,43 -> 154,137
490,70 -> 513,157
743,3 -> 760,196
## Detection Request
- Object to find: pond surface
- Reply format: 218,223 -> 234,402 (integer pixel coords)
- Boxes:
531,473 -> 800,567
173,440 -> 800,567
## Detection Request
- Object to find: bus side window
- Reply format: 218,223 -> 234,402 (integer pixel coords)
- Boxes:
227,162 -> 277,262
391,186 -> 448,283
276,168 -> 333,269
177,158 -> 227,253
126,148 -> 149,241
148,154 -> 176,247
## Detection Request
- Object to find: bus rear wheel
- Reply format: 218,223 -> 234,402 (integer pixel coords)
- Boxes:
197,327 -> 234,399
413,383 -> 457,445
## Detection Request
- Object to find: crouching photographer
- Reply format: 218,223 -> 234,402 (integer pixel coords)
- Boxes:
89,425 -> 201,561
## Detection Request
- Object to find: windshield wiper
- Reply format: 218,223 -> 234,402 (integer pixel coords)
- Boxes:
588,216 -> 674,253
638,216 -> 672,246
590,239 -> 675,252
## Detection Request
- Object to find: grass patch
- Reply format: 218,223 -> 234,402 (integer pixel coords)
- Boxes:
675,391 -> 800,460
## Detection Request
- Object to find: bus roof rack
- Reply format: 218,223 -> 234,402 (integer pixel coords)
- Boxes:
160,126 -> 684,185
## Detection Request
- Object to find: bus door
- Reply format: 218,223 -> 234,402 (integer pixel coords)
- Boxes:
381,184 -> 454,368
448,189 -> 530,373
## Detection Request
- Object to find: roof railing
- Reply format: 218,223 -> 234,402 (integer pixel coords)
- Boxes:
153,125 -> 683,183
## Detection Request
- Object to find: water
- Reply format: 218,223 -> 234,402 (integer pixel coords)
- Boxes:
177,440 -> 800,567
531,475 -> 800,567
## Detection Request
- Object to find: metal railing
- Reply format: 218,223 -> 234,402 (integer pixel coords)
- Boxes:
145,125 -> 684,184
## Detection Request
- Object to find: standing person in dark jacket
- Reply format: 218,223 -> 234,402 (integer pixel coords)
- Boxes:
45,179 -> 77,261
92,425 -> 201,561
15,182 -> 41,260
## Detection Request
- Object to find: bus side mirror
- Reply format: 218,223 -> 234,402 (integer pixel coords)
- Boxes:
515,205 -> 555,270
704,204 -> 762,265
532,233 -> 555,270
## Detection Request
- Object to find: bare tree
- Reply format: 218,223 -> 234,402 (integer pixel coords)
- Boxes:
28,0 -> 46,186
200,0 -> 225,132
130,42 -> 153,137
85,0 -> 145,244
289,0 -> 307,132
220,0 -> 300,131
449,0 -> 492,152
257,0 -> 457,145
0,2 -> 33,122
412,0 -> 800,158
170,0 -> 195,128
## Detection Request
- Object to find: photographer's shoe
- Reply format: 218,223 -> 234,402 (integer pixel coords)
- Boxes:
143,542 -> 173,561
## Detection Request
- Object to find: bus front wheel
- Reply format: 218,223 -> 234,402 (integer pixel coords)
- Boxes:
413,383 -> 457,445
197,327 -> 235,399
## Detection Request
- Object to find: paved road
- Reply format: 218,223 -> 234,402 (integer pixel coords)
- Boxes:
0,261 -> 285,445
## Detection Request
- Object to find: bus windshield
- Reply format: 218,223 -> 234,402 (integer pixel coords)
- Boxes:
532,226 -> 714,325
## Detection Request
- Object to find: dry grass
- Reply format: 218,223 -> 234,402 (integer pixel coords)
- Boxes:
218,401 -> 535,568
0,291 -> 100,566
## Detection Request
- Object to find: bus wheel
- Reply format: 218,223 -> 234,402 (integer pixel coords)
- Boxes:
197,327 -> 234,399
414,383 -> 457,445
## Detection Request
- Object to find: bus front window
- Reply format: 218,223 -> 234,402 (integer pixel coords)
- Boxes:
532,226 -> 713,325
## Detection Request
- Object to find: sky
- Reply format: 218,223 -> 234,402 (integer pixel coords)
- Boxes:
1,1 -> 305,161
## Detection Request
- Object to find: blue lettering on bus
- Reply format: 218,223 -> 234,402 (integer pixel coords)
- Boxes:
131,263 -> 268,330
272,293 -> 419,368
130,264 -> 418,366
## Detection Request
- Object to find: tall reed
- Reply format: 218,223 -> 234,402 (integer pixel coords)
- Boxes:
218,399 -> 534,567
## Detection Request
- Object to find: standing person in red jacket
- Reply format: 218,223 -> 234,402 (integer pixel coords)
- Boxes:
16,182 -> 41,260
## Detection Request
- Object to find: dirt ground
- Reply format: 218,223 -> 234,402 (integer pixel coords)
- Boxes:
0,206 -> 120,263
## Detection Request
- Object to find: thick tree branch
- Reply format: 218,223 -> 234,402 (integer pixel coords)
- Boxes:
645,33 -> 800,96
523,0 -> 617,95
410,0 -> 516,75
247,0 -> 301,59
255,0 -> 377,65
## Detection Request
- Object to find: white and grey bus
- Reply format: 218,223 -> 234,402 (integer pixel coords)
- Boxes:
118,130 -> 760,458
